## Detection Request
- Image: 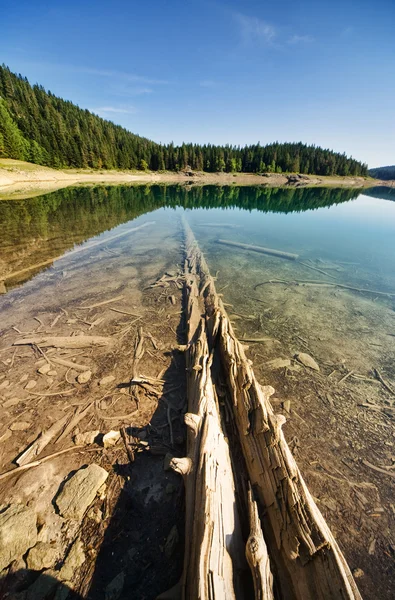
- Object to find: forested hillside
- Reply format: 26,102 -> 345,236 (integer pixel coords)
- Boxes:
0,64 -> 368,176
369,165 -> 395,180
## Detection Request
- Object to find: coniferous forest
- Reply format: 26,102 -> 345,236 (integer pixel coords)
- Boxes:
0,65 -> 368,176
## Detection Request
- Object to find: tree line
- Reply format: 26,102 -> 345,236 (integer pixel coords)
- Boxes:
0,64 -> 368,176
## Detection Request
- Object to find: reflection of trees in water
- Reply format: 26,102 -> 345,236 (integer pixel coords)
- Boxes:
0,184 -> 363,251
363,186 -> 395,203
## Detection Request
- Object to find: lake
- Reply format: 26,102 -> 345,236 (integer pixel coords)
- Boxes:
0,184 -> 394,599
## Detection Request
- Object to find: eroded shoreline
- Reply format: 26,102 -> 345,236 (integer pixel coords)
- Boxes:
1,158 -> 393,200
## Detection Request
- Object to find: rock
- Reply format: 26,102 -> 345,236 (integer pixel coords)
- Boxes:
20,373 -> 29,383
352,568 -> 364,579
25,569 -> 58,600
77,370 -> 92,384
0,504 -> 37,571
47,370 -> 58,377
164,525 -> 179,559
294,352 -> 320,371
266,358 -> 291,369
58,539 -> 85,582
55,464 -> 108,519
3,397 -> 20,408
73,430 -> 99,445
54,583 -> 73,600
102,430 -> 120,448
105,572 -> 125,600
0,379 -> 10,389
10,421 -> 31,431
26,542 -> 58,571
25,380 -> 37,390
38,364 -> 51,375
99,375 -> 115,387
283,399 -> 291,413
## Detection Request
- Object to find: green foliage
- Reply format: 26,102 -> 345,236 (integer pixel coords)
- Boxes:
368,165 -> 395,180
0,64 -> 369,177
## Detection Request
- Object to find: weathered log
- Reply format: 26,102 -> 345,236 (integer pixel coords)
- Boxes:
170,230 -> 247,599
183,217 -> 361,600
217,239 -> 299,260
14,336 -> 111,349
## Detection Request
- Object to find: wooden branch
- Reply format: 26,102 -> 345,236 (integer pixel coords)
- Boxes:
14,335 -> 111,349
217,239 -> 299,260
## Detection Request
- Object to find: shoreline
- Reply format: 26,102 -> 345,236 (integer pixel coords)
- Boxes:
0,158 -> 393,200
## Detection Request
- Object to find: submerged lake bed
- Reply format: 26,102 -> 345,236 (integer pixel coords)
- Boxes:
0,184 -> 394,599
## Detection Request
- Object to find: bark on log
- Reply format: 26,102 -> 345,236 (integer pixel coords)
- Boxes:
180,216 -> 361,600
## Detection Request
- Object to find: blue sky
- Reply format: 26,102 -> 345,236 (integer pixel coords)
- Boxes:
1,0 -> 394,167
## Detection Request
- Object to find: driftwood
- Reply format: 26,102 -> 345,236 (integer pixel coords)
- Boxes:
166,217 -> 361,599
217,239 -> 299,260
254,278 -> 395,298
16,414 -> 71,465
14,335 -> 111,349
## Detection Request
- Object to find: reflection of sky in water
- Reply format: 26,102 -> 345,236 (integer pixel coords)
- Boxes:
187,194 -> 395,282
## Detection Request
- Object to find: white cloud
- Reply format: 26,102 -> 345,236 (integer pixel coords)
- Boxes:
287,34 -> 314,45
91,105 -> 137,116
233,12 -> 276,44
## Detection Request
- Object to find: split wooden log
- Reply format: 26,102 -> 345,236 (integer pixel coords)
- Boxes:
217,239 -> 299,260
182,217 -> 361,600
168,229 -> 248,599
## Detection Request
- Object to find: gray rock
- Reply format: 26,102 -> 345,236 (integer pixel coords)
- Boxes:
105,571 -> 125,600
26,542 -> 58,571
25,569 -> 58,600
55,464 -> 108,520
58,538 -> 85,582
0,504 -> 37,571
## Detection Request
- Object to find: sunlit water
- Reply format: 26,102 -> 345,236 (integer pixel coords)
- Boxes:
1,184 -> 394,373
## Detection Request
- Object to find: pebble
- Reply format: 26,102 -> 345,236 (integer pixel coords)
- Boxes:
38,363 -> 51,375
10,421 -> 31,431
25,380 -> 37,390
105,572 -> 125,600
99,375 -> 115,386
77,370 -> 92,384
47,370 -> 58,377
102,430 -> 121,448
2,397 -> 20,408
0,380 -> 10,389
352,568 -> 364,578
294,352 -> 320,371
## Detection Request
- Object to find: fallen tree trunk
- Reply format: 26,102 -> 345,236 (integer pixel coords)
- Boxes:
173,216 -> 361,600
166,226 -> 250,599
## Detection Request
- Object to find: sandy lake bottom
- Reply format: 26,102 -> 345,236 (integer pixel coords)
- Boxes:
0,184 -> 394,599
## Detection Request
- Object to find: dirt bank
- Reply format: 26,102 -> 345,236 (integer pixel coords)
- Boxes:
0,158 -> 392,200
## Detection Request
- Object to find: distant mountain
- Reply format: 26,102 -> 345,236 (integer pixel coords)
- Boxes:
368,165 -> 395,180
0,64 -> 368,176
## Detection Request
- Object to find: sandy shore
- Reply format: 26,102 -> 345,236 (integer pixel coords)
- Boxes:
0,158 -> 392,200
